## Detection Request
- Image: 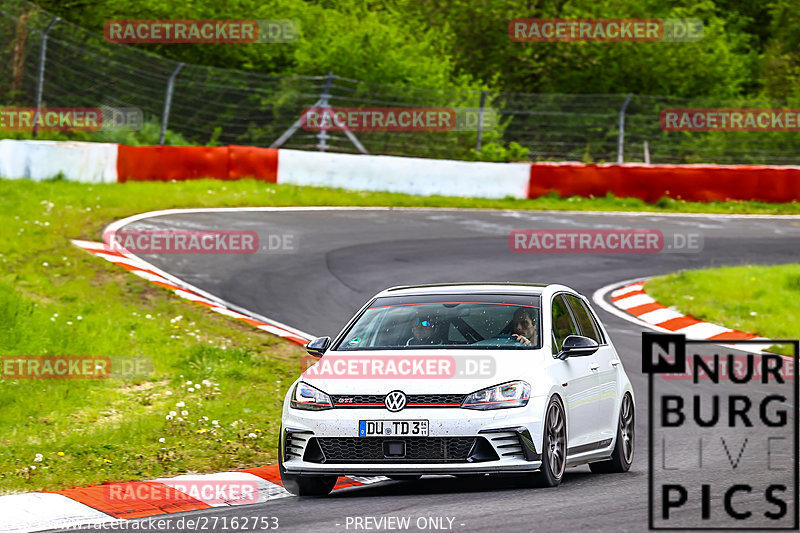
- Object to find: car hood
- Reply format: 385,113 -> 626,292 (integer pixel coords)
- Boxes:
299,348 -> 544,395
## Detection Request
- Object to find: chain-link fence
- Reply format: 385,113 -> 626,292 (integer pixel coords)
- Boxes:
3,0 -> 800,164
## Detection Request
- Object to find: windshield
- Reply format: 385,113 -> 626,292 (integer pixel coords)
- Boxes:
335,294 -> 541,350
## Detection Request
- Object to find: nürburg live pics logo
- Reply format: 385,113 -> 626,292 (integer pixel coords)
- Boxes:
643,332 -> 798,530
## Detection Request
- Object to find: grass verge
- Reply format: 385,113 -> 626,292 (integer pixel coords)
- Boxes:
1,177 -> 799,494
646,265 -> 800,348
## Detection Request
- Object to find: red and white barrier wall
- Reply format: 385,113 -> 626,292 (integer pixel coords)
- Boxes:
528,161 -> 800,203
276,149 -> 531,198
2,139 -> 800,203
0,140 -> 117,183
116,145 -> 278,183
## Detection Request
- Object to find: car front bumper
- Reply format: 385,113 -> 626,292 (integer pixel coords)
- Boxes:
281,401 -> 546,476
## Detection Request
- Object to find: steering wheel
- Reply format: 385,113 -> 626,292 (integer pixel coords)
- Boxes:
472,335 -> 527,347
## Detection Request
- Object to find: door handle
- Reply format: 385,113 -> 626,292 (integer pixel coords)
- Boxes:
589,363 -> 599,371
610,359 -> 620,367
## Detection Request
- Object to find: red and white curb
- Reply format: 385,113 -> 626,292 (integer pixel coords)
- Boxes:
1,222 -> 389,531
70,207 -> 402,348
71,239 -> 312,346
593,278 -> 775,352
1,466 -> 385,532
0,241 -> 355,532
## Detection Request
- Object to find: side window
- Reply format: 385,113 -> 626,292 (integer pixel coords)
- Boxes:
565,295 -> 602,343
551,295 -> 579,352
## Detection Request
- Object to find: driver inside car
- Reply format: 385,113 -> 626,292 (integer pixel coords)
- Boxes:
406,313 -> 444,346
510,307 -> 537,346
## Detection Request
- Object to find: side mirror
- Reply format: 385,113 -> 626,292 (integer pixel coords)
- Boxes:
556,335 -> 599,359
306,336 -> 331,357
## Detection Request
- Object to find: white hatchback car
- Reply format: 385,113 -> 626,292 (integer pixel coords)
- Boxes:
280,283 -> 635,495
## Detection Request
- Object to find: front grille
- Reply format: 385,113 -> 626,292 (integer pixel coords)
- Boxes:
407,394 -> 466,407
330,394 -> 466,408
307,437 -> 480,463
330,394 -> 383,406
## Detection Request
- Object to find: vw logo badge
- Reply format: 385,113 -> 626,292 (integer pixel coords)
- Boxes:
384,391 -> 407,412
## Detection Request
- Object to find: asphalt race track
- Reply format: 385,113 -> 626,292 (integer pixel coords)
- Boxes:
55,209 -> 800,532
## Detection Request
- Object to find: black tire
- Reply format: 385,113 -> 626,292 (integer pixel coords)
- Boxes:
590,393 -> 634,474
387,475 -> 422,481
530,396 -> 567,487
278,429 -> 337,496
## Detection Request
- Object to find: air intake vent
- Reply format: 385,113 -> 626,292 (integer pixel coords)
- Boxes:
306,437 -> 485,463
283,429 -> 312,461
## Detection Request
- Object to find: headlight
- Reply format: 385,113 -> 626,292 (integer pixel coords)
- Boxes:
290,382 -> 333,410
461,380 -> 531,410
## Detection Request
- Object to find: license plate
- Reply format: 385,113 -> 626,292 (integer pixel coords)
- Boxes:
359,420 -> 429,437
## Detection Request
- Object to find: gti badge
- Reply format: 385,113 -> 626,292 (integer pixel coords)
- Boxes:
384,391 -> 407,412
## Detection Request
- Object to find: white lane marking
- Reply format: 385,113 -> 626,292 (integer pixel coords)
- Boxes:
210,307 -> 250,320
172,289 -> 222,306
593,277 -> 660,328
94,211 -> 321,343
257,324 -> 293,336
131,270 -> 174,285
72,239 -> 108,252
638,308 -> 682,324
674,322 -> 731,338
75,241 -> 310,345
614,293 -> 655,310
611,284 -> 644,298
92,253 -> 152,271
